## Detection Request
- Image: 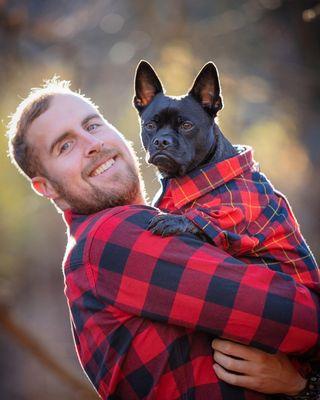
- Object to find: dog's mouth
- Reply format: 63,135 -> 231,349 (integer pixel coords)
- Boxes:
149,152 -> 188,177
150,152 -> 174,164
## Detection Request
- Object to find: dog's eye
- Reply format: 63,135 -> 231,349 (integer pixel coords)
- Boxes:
144,121 -> 156,131
180,121 -> 194,131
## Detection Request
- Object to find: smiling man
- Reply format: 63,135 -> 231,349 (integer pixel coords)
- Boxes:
21,92 -> 143,214
7,79 -> 320,399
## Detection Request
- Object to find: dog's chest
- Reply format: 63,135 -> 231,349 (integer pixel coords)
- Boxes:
156,170 -> 272,233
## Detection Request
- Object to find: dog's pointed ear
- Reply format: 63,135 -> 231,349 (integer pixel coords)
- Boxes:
134,60 -> 163,113
189,62 -> 223,117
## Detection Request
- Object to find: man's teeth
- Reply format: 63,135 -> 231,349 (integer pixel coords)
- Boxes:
92,158 -> 115,176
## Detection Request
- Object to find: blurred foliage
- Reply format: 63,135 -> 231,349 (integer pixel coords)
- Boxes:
0,0 -> 319,398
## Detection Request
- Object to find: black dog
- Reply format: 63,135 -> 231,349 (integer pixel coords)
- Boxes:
133,61 -> 319,303
133,60 -> 237,236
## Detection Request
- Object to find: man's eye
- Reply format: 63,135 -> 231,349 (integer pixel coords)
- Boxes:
180,121 -> 194,131
59,141 -> 72,154
88,123 -> 100,132
144,121 -> 156,130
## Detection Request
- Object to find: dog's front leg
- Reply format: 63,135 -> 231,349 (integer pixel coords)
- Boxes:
147,213 -> 201,236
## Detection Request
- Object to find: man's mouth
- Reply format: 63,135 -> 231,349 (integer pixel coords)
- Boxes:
90,157 -> 116,177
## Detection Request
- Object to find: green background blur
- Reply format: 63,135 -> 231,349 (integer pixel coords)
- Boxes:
0,1 -> 319,399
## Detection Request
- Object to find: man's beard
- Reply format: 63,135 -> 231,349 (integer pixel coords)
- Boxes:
48,154 -> 141,215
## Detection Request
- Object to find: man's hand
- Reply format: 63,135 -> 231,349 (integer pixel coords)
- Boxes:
212,339 -> 307,395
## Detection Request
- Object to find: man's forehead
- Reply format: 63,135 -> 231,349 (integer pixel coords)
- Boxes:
41,93 -> 96,122
28,93 -> 98,140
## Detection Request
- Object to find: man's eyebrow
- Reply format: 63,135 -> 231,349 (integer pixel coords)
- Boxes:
49,114 -> 102,154
49,132 -> 71,155
81,113 -> 101,128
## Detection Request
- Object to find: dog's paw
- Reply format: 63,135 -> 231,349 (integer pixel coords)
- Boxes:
147,214 -> 197,236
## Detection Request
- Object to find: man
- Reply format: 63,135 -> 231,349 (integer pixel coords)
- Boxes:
7,79 -> 319,399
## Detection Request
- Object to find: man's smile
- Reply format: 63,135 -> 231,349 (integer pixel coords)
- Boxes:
85,149 -> 119,179
90,157 -> 116,177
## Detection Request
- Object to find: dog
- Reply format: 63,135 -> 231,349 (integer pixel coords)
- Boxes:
132,60 -> 318,286
134,60 -> 238,237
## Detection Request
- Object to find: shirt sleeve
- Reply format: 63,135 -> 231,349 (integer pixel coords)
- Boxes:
184,205 -> 320,296
184,206 -> 259,254
88,206 -> 320,356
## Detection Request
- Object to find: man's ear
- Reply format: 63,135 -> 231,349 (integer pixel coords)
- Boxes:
133,60 -> 164,113
31,176 -> 59,199
188,62 -> 223,117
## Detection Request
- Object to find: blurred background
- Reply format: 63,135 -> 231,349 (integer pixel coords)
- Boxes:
0,0 -> 319,398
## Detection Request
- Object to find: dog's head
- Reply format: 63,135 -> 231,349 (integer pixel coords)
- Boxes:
133,61 -> 223,177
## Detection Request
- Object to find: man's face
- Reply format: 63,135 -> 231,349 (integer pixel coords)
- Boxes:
28,93 -> 143,214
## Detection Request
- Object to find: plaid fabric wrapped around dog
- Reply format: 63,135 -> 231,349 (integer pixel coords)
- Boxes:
154,146 -> 320,294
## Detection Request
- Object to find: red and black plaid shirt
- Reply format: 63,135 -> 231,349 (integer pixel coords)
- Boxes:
63,203 -> 320,399
154,146 -> 320,294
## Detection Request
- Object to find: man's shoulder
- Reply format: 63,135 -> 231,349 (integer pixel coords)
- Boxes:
64,205 -> 156,268
91,204 -> 156,231
71,204 -> 155,232
87,204 -> 159,245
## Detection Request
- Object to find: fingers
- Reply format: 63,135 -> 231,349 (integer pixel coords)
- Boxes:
212,340 -> 306,394
213,350 -> 251,374
213,364 -> 257,390
212,339 -> 266,362
213,363 -> 255,388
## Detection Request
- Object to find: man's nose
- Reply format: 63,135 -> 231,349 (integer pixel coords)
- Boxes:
83,133 -> 104,156
152,135 -> 174,150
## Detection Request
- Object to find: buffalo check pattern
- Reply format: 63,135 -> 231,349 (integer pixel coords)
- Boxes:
155,146 -> 320,294
63,202 -> 320,399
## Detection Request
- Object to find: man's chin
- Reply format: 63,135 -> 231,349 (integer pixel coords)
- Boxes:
51,174 -> 141,215
67,189 -> 139,215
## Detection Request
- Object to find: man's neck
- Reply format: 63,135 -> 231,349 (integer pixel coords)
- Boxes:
133,193 -> 147,206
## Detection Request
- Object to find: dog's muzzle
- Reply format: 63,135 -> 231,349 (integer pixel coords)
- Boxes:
149,151 -> 188,177
152,134 -> 175,151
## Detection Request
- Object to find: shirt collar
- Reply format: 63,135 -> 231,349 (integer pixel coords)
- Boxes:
63,209 -> 73,226
63,209 -> 99,225
62,209 -> 94,237
157,146 -> 258,209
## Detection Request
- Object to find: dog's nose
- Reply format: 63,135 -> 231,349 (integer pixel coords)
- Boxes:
152,136 -> 174,150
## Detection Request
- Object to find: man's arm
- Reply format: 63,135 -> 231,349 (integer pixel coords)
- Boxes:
88,206 -> 320,355
183,204 -> 320,294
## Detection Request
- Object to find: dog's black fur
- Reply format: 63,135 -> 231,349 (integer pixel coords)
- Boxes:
134,61 -> 237,236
